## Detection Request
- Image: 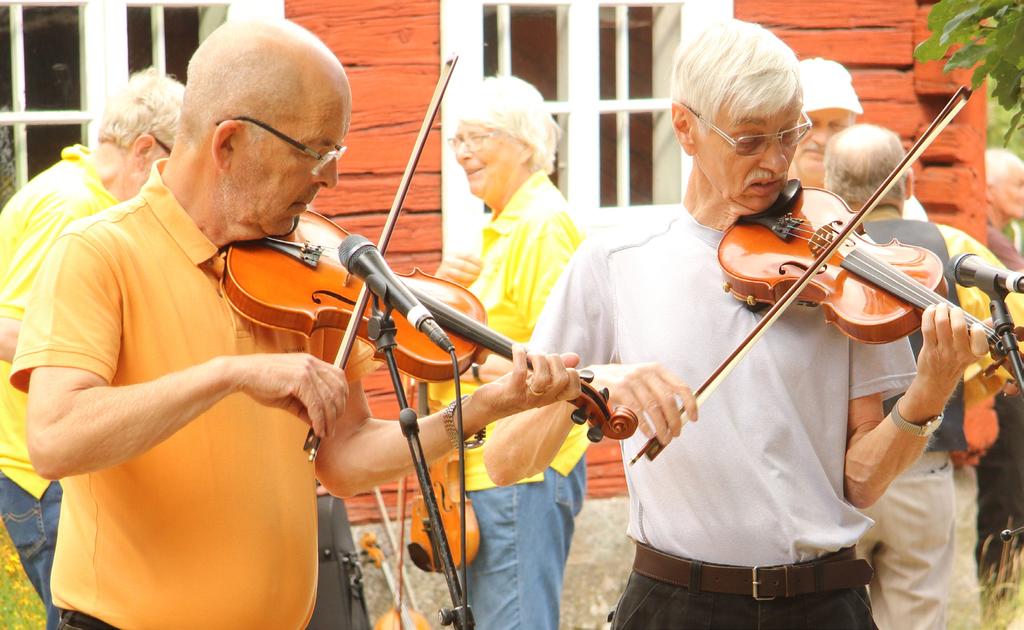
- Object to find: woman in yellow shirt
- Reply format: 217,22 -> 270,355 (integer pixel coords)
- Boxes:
431,76 -> 586,630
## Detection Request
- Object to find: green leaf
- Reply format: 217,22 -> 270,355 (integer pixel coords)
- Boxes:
1004,10 -> 1024,68
928,0 -> 971,31
948,40 -> 994,69
919,0 -> 977,60
940,5 -> 984,47
1002,107 -> 1023,146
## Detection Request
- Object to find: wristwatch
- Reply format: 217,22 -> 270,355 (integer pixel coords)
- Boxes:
889,397 -> 943,437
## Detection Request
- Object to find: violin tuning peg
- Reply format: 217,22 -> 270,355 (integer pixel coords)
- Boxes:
578,369 -> 595,383
587,426 -> 604,443
570,409 -> 588,425
600,387 -> 610,401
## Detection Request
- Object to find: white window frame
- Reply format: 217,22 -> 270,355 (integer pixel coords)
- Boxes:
440,0 -> 732,251
1,0 -> 283,190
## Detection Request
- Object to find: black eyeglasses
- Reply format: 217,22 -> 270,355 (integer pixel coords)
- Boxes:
679,102 -> 812,156
219,116 -> 347,175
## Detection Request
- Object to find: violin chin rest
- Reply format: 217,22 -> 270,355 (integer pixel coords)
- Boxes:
407,542 -> 435,572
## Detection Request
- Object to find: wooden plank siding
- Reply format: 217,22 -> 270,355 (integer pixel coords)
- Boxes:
289,0 -> 987,524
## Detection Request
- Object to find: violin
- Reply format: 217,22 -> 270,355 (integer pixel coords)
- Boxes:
223,210 -> 640,442
359,531 -> 431,630
407,452 -> 479,572
720,181 -> 972,344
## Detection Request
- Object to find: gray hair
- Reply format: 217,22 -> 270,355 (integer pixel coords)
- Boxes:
986,148 -> 1024,186
455,76 -> 561,174
671,19 -> 800,125
824,124 -> 906,208
98,67 -> 184,149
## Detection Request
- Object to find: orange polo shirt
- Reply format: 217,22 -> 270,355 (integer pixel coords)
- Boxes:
11,163 -> 375,629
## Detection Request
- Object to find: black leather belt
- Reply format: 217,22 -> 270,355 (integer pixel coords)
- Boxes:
632,542 -> 873,600
58,609 -> 119,630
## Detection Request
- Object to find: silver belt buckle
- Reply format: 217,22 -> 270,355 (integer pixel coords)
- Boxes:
751,566 -> 776,601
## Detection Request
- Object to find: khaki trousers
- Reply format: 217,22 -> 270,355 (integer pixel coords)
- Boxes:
857,451 -> 955,630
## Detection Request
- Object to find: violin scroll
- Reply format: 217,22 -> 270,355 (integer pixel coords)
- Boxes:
568,370 -> 639,442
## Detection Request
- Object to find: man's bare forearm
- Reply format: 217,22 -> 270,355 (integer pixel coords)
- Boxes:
844,414 -> 928,508
484,402 -> 576,486
28,357 -> 238,479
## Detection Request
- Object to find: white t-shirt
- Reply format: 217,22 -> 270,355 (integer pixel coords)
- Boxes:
530,209 -> 916,566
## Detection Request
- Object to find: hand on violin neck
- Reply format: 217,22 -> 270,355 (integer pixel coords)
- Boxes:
904,304 -> 989,421
586,363 -> 697,447
227,352 -> 349,439
472,344 -> 581,417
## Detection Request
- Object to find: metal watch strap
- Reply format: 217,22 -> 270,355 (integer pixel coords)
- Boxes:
890,397 -> 943,437
441,398 -> 462,448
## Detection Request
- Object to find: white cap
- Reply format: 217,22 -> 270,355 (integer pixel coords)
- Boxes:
799,58 -> 863,115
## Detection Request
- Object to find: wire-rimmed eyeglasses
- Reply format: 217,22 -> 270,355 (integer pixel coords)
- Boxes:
679,103 -> 812,156
447,131 -> 497,154
219,116 -> 347,175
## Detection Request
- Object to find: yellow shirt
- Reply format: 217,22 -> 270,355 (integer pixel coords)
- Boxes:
0,145 -> 117,499
11,163 -> 375,629
935,223 -> 1024,404
431,171 -> 587,491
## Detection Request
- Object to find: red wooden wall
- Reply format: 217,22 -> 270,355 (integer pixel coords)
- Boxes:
288,0 -> 987,524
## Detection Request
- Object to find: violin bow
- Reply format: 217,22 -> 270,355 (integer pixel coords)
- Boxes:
304,53 -> 458,461
304,53 -> 474,628
631,86 -> 973,464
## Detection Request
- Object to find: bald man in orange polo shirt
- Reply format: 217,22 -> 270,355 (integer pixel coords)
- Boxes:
11,19 -> 581,630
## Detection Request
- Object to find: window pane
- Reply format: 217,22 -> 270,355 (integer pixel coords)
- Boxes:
629,111 -> 654,205
24,7 -> 81,111
128,7 -> 154,74
164,7 -> 200,82
629,8 -> 653,100
0,7 -> 11,112
599,7 -> 615,100
509,7 -> 558,100
600,112 -> 617,206
483,6 -> 498,77
600,112 -> 657,206
26,124 -> 83,180
600,6 -> 655,101
0,124 -> 14,207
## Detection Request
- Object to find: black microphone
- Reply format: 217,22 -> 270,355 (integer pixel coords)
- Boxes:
951,253 -> 1024,295
337,234 -> 454,353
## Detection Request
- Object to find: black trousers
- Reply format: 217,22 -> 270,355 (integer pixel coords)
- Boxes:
976,393 -> 1024,581
610,571 -> 875,630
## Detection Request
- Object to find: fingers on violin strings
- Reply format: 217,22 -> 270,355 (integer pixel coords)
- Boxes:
510,343 -> 528,379
526,348 -> 553,396
920,304 -> 938,349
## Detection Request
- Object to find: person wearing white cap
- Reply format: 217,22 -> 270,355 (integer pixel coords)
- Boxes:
794,57 -> 930,221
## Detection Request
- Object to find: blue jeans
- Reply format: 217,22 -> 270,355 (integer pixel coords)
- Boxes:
0,472 -> 62,630
466,456 -> 586,630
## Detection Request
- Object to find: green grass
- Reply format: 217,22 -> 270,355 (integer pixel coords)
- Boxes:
0,524 -> 45,629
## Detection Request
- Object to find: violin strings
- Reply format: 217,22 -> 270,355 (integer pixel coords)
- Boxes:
766,223 -> 998,343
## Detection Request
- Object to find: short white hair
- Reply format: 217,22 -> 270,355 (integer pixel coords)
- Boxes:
455,76 -> 560,174
98,67 -> 184,149
671,19 -> 800,124
986,148 -> 1024,186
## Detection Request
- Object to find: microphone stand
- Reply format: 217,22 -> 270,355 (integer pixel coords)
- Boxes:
366,297 -> 474,629
987,287 -> 1024,390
